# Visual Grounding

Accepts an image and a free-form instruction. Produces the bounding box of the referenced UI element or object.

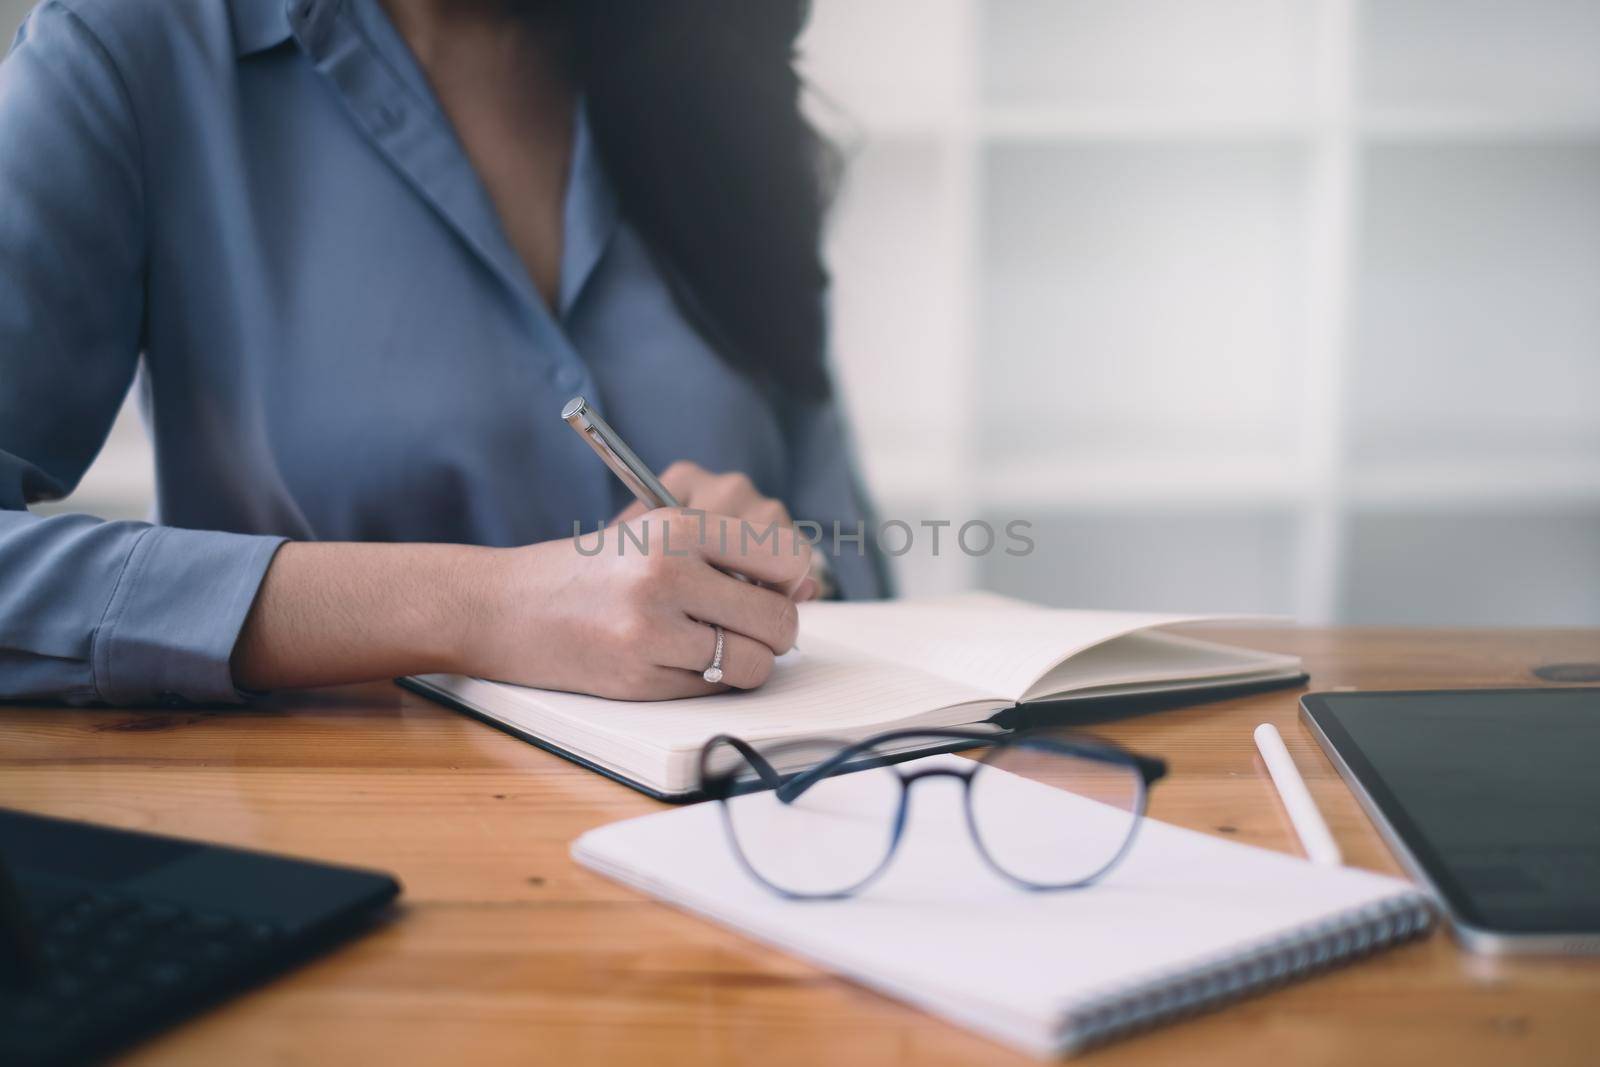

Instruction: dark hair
[568,0,837,402]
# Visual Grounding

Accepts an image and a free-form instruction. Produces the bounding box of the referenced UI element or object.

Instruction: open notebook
[403,593,1305,799]
[574,754,1434,1057]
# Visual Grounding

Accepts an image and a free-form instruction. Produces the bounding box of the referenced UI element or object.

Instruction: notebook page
[417,641,1007,786]
[1025,630,1304,701]
[800,594,1234,702]
[575,755,1429,1057]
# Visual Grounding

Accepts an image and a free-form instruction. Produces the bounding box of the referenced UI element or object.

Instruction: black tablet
[1300,687,1600,955]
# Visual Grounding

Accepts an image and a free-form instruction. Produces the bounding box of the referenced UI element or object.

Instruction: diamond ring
[702,625,726,685]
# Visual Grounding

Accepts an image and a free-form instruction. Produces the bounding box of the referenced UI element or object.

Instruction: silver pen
[561,396,822,598]
[561,396,680,510]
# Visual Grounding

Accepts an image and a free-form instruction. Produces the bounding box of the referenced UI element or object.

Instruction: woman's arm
[0,7,812,705]
[232,510,813,700]
[0,5,287,705]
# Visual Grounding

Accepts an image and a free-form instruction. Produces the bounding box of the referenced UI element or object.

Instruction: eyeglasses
[697,728,1167,900]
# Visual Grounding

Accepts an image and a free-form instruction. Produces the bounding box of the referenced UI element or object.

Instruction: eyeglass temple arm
[773,729,982,805]
[774,728,971,805]
[768,735,1167,805]
[776,730,1072,805]
[774,745,864,805]
[1132,754,1167,784]
[702,734,785,795]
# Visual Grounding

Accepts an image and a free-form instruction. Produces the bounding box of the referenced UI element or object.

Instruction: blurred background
[9,0,1600,625]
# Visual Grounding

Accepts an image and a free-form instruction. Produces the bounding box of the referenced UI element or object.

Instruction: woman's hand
[459,508,813,700]
[615,460,786,522]
[230,470,817,700]
[616,461,818,602]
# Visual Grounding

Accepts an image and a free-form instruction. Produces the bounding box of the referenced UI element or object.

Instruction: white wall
[7,0,1598,623]
[803,0,1600,624]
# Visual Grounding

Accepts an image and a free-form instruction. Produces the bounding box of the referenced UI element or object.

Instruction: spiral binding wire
[1058,895,1435,1053]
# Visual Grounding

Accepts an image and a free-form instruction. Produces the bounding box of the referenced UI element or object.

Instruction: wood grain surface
[3,626,1598,1065]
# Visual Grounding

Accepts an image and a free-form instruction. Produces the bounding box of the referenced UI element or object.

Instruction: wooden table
[3,628,1598,1065]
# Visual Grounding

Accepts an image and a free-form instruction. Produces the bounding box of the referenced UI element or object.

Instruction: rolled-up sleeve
[0,3,283,705]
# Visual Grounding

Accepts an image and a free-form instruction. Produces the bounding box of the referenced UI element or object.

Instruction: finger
[614,498,650,524]
[677,576,800,655]
[631,659,784,699]
[665,468,792,531]
[662,510,812,592]
[738,495,793,533]
[655,621,777,691]
[619,666,723,701]
[693,472,763,519]
[710,483,793,534]
[613,461,710,524]
[658,460,709,501]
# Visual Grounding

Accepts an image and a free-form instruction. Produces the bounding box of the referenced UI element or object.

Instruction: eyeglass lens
[967,741,1145,888]
[713,738,903,897]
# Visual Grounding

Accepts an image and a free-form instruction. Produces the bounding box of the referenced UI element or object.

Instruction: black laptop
[0,808,400,1065]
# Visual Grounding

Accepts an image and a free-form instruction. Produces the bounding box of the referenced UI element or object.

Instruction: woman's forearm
[230,541,494,690]
[231,492,815,700]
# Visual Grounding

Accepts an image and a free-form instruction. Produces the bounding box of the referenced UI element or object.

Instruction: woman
[0,0,885,705]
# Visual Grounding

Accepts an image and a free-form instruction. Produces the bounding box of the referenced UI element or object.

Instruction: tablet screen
[1303,688,1600,934]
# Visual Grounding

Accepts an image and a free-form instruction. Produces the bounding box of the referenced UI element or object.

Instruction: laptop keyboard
[2,882,292,1065]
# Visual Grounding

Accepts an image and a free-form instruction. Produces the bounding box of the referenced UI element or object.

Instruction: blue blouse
[0,0,884,705]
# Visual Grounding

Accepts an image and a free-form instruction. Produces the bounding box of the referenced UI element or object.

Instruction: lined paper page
[800,594,1228,702]
[512,642,999,747]
[1025,630,1304,701]
[416,642,1007,790]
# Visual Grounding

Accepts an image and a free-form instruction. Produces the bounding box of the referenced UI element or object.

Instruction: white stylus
[1254,722,1343,867]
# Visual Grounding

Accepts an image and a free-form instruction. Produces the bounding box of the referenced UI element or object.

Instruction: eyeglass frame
[696,727,1168,901]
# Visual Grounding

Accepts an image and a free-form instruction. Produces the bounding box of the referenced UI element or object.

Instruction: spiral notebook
[573,754,1433,1058]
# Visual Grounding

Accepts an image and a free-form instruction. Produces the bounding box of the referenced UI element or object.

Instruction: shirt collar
[231,0,295,57]
[234,0,617,319]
